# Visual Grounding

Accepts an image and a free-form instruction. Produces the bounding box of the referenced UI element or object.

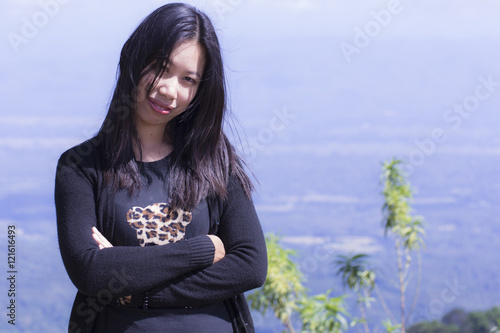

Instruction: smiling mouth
[147,98,173,115]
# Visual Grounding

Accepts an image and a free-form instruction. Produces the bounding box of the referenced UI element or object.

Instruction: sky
[2,0,500,184]
[1,0,500,331]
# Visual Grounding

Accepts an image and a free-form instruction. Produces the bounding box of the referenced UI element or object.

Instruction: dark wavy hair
[97,3,252,208]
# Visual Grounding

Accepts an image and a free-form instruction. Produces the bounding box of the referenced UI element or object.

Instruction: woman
[55,3,267,332]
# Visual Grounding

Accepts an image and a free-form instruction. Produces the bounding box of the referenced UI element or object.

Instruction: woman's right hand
[207,235,225,264]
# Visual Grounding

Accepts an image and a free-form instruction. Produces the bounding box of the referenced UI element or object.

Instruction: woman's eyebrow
[186,70,202,78]
[169,59,202,78]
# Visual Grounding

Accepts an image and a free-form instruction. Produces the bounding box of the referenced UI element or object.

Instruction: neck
[134,123,173,162]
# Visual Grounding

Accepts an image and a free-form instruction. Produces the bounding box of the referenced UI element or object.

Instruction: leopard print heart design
[126,203,192,246]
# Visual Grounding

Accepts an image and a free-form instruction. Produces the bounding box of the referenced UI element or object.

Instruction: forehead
[168,40,205,77]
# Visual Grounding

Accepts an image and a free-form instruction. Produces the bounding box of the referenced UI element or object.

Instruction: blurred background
[1,0,499,331]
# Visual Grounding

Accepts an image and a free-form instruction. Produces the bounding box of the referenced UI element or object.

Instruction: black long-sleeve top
[55,139,267,332]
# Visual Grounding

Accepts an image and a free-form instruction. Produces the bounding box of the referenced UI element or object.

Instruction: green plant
[380,158,425,333]
[335,253,376,333]
[382,319,402,333]
[248,234,305,332]
[249,234,350,332]
[298,291,348,333]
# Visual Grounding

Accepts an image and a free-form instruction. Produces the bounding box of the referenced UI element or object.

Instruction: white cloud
[414,197,456,205]
[223,0,500,40]
[0,178,42,199]
[437,224,457,232]
[0,219,17,227]
[256,192,363,213]
[0,116,98,127]
[282,234,384,254]
[261,142,500,157]
[255,202,295,213]
[281,235,330,246]
[0,137,82,149]
[302,193,360,204]
[326,235,383,254]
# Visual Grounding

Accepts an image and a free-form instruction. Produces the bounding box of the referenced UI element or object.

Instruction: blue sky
[1,1,500,331]
[1,0,500,250]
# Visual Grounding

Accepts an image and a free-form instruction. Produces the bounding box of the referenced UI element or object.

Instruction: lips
[147,97,174,115]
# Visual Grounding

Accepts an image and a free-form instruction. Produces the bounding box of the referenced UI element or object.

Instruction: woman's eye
[184,77,197,84]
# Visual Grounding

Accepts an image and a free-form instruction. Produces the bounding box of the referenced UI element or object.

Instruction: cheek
[179,87,199,106]
[135,83,147,103]
[136,74,155,101]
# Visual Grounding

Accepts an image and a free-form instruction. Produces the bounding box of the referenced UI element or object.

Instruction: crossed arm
[92,227,226,263]
[92,227,227,305]
[56,150,267,307]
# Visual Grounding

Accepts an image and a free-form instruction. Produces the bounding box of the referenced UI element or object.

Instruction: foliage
[335,253,376,333]
[406,307,500,333]
[442,308,467,327]
[248,234,305,332]
[383,319,402,333]
[407,320,458,333]
[248,159,500,333]
[298,291,349,333]
[381,158,425,250]
[380,158,425,333]
[335,253,375,292]
[248,234,350,333]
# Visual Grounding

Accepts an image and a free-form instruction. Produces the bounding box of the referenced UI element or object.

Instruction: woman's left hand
[92,227,113,249]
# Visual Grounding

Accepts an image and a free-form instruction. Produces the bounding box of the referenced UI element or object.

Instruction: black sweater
[55,139,267,332]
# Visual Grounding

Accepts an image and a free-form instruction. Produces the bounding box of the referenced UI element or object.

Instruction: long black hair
[97,3,252,208]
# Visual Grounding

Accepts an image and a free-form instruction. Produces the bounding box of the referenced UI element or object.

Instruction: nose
[157,76,177,100]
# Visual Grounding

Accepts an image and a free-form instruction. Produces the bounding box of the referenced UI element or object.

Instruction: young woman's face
[135,40,205,130]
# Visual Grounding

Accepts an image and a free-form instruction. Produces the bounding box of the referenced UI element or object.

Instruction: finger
[92,230,105,244]
[92,227,103,238]
[103,238,113,248]
[92,227,113,248]
[101,233,113,247]
[92,231,102,244]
